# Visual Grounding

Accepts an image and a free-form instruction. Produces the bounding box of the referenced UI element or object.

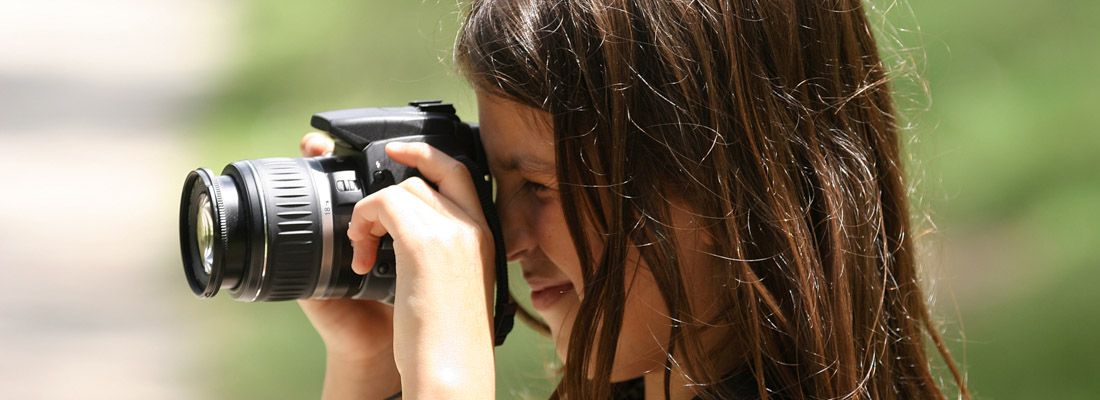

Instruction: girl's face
[477,92,718,381]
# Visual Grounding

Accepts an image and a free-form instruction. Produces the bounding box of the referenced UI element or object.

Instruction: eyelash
[523,180,553,194]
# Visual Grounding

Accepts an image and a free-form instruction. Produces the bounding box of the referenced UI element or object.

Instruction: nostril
[506,247,527,263]
[502,225,529,262]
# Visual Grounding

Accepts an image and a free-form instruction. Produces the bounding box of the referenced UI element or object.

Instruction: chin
[542,306,662,382]
[609,355,663,382]
[536,299,579,364]
[550,334,661,382]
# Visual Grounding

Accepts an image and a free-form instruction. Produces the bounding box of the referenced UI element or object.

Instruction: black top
[610,369,758,400]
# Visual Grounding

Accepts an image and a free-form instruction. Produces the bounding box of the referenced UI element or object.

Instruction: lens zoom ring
[256,158,321,300]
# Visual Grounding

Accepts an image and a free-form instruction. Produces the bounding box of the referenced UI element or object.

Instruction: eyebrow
[499,155,555,175]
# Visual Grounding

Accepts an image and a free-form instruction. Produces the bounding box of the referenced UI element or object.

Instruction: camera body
[180,100,490,303]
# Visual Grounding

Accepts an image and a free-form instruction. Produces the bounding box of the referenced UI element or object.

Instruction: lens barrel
[180,156,367,301]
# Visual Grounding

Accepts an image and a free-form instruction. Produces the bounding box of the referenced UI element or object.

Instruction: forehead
[476,92,556,173]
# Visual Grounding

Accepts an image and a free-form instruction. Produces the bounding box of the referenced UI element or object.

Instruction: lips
[529,282,574,310]
[521,257,575,310]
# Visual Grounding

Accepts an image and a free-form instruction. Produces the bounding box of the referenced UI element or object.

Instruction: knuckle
[398,177,433,197]
[419,221,477,245]
[454,222,488,246]
[400,176,429,190]
[353,186,395,215]
[454,222,479,238]
[462,223,494,259]
[447,160,472,180]
[351,196,371,217]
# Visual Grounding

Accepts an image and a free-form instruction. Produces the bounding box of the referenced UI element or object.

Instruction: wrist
[392,297,496,399]
[401,366,495,400]
[322,348,401,400]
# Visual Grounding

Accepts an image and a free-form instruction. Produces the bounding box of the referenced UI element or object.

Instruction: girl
[298,0,969,398]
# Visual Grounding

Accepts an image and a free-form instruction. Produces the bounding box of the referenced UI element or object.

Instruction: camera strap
[455,156,517,347]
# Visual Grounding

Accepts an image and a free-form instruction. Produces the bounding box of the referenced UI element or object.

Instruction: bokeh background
[1,0,1096,398]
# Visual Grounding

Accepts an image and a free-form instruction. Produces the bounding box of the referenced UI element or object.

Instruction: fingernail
[311,140,330,155]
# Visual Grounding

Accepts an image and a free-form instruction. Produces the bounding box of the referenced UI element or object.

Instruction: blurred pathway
[0,1,235,398]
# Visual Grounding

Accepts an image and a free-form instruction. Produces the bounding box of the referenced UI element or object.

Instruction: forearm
[322,349,402,400]
[398,351,496,400]
[323,348,494,400]
[393,268,497,399]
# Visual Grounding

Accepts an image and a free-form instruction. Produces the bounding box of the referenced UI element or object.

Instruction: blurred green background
[181,0,1100,398]
[181,2,560,399]
[0,0,1080,398]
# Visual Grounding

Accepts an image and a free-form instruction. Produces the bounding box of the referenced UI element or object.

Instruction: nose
[498,192,536,262]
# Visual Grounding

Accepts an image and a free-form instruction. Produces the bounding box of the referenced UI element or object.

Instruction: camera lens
[195,192,215,275]
[179,157,369,301]
[180,167,238,298]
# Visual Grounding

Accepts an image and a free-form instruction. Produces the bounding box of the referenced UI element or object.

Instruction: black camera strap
[455,156,516,347]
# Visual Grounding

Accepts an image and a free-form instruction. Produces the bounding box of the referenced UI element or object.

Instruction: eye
[523,179,553,195]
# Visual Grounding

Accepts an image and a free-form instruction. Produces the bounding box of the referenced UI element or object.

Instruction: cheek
[532,197,584,288]
[529,197,674,377]
[527,197,585,359]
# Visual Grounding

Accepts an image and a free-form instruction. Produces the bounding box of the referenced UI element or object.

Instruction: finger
[395,176,466,221]
[299,132,319,155]
[348,219,387,274]
[384,142,486,224]
[347,185,436,274]
[300,132,335,156]
[388,180,493,282]
[351,179,486,275]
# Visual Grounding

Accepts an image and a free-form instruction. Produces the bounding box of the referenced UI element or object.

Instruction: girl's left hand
[349,141,496,399]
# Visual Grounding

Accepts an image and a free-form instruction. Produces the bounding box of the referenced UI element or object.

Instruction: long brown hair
[457,0,969,398]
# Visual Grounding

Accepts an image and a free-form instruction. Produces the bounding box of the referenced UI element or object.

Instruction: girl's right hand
[297,132,402,399]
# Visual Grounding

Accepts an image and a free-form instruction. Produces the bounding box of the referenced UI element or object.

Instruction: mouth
[529,282,574,310]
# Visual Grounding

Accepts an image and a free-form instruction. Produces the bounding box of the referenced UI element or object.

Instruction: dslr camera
[179,101,497,304]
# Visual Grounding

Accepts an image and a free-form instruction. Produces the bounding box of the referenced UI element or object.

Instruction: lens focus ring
[245,158,324,301]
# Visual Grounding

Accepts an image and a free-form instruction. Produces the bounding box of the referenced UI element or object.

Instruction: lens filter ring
[180,168,229,297]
